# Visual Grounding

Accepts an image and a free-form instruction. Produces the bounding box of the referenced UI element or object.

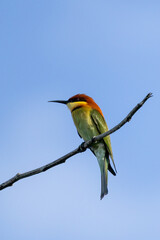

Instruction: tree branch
[0,93,152,191]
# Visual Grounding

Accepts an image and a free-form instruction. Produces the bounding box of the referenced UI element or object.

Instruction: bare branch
[0,93,152,191]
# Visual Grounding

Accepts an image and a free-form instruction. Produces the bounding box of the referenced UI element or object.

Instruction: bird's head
[49,94,103,115]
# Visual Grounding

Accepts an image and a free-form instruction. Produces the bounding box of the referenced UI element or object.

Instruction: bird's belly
[72,109,99,142]
[72,109,106,169]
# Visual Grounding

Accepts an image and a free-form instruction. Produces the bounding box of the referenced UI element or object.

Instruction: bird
[49,94,117,199]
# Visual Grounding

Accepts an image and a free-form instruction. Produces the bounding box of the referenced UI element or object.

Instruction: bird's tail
[100,158,109,200]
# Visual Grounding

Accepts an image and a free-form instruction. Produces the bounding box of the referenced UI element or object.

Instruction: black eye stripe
[69,97,87,102]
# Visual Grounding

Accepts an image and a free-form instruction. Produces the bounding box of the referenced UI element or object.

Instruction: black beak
[48,100,68,104]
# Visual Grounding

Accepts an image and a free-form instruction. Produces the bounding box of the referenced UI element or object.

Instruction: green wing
[91,109,117,174]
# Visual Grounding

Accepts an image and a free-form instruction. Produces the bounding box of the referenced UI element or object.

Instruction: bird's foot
[91,136,97,143]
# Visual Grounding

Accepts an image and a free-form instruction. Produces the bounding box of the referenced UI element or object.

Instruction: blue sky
[0,1,160,239]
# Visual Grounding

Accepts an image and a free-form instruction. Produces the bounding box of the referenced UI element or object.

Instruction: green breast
[71,107,99,142]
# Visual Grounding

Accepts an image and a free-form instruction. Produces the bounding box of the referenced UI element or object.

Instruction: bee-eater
[49,94,117,199]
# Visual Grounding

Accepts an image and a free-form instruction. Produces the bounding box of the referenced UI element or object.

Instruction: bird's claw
[92,136,97,143]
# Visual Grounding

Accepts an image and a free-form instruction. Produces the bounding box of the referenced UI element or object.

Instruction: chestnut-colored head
[68,94,104,116]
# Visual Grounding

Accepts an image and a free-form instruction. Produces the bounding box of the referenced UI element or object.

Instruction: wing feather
[90,109,117,174]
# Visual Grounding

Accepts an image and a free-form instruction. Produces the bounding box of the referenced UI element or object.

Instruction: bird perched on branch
[49,94,117,199]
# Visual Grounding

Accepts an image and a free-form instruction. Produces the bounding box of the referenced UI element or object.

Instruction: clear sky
[0,1,160,239]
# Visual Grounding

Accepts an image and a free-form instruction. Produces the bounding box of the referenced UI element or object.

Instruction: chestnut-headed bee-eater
[49,94,117,199]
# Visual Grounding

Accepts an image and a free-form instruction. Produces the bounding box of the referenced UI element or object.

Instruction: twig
[0,93,152,191]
